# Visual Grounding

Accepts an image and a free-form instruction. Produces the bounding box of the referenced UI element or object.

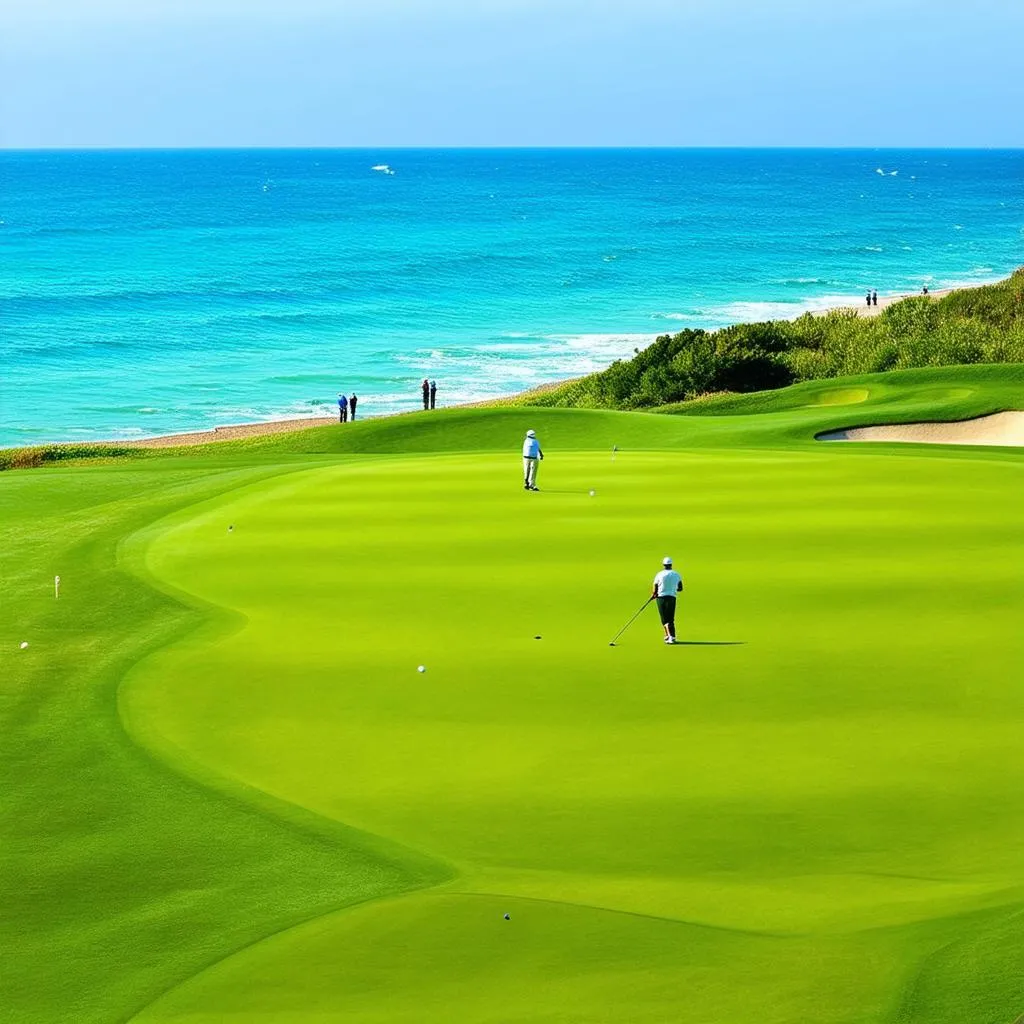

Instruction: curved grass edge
[115,460,459,883]
[0,458,450,1024]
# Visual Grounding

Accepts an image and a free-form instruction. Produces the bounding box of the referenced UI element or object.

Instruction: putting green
[4,365,1024,1023]
[125,449,1022,1017]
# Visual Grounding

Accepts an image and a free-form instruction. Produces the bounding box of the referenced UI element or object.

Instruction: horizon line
[3,144,1023,153]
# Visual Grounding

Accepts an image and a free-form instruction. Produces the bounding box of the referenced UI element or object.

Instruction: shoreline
[7,285,960,451]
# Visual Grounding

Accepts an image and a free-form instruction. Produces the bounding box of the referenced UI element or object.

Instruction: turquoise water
[1,149,1021,445]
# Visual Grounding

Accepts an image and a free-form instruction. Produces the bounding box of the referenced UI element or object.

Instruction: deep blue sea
[1,149,1022,445]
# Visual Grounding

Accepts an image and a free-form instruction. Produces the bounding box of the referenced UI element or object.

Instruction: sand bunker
[818,411,1024,447]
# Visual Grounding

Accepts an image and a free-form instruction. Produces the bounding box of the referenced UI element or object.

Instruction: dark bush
[527,268,1024,409]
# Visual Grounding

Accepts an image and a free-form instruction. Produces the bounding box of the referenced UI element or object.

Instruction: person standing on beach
[421,378,430,410]
[337,393,348,423]
[651,556,684,645]
[522,429,544,491]
[349,393,358,420]
[923,284,930,296]
[872,290,878,306]
[866,291,872,307]
[430,380,437,410]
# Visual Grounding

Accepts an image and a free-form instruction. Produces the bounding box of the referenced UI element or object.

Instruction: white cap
[526,429,536,437]
[662,556,673,566]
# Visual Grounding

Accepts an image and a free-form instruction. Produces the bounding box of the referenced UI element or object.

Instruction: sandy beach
[120,287,953,449]
[845,288,951,318]
[124,415,338,448]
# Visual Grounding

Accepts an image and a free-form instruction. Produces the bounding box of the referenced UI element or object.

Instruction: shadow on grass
[532,489,600,496]
[676,640,745,646]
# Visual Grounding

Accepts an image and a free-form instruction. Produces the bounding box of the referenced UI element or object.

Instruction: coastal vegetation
[0,442,142,471]
[524,269,1024,410]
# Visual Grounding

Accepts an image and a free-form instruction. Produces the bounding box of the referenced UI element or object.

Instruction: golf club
[608,596,653,646]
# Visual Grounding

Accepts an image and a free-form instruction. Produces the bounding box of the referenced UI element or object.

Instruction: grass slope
[520,270,1024,410]
[0,463,447,1024]
[2,365,1023,1022]
[142,362,1024,462]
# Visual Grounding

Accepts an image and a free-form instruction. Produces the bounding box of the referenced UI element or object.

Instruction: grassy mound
[524,270,1024,410]
[2,367,1023,1022]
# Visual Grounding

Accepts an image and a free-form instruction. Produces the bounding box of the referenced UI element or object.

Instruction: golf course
[3,362,1023,1023]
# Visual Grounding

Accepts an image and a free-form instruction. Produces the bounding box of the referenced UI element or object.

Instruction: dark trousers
[430,391,436,409]
[339,408,347,423]
[656,596,676,637]
[423,393,429,409]
[350,403,357,420]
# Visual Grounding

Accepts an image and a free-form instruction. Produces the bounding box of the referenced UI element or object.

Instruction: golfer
[522,429,544,491]
[651,556,683,644]
[337,393,348,423]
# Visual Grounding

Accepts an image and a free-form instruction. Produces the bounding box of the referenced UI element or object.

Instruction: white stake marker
[54,575,61,600]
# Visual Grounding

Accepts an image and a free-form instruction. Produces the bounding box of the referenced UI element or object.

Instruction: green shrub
[0,443,141,472]
[525,268,1024,410]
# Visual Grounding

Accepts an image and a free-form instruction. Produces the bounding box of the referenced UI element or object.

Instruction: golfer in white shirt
[522,429,544,491]
[652,556,683,644]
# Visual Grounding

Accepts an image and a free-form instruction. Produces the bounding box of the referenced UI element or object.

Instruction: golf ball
[589,489,595,496]
[503,913,510,920]
[20,641,29,649]
[417,665,426,673]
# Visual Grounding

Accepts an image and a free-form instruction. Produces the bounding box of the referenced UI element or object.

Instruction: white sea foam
[551,332,652,349]
[386,331,656,410]
[710,300,814,323]
[474,342,546,354]
[703,293,867,326]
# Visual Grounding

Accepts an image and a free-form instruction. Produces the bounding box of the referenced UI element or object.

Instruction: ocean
[1,148,1021,446]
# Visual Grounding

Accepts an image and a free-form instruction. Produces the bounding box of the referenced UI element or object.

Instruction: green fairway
[3,365,1023,1022]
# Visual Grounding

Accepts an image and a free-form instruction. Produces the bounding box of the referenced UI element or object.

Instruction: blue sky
[2,0,1022,147]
